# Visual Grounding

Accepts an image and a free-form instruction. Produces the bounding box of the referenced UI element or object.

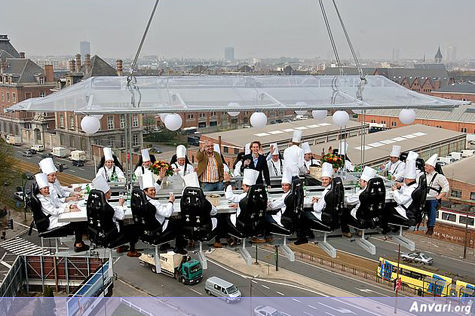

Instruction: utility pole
[275,245,279,271]
[463,205,469,259]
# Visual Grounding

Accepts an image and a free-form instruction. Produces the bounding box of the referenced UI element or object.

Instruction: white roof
[5,75,466,114]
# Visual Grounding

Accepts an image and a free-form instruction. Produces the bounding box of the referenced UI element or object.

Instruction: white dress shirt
[267,158,284,177]
[49,180,73,203]
[392,182,417,219]
[109,202,126,232]
[346,188,365,219]
[172,162,195,177]
[283,145,305,177]
[37,194,68,230]
[233,161,243,177]
[225,185,247,226]
[426,171,450,198]
[147,196,174,232]
[96,165,126,182]
[312,186,331,221]
[267,191,291,226]
[384,160,406,182]
[303,159,321,173]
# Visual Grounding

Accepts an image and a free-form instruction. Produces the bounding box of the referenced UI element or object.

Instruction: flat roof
[204,117,363,147]
[442,155,475,186]
[310,124,466,165]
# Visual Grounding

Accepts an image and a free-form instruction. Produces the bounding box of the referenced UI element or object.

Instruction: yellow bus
[377,257,474,297]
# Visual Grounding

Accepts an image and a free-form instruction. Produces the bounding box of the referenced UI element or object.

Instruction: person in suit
[240,141,271,188]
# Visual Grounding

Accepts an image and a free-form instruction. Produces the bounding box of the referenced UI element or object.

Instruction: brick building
[0,35,56,146]
[54,54,143,159]
[443,155,475,203]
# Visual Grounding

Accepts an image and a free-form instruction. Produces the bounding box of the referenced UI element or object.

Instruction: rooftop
[310,124,466,165]
[442,155,475,186]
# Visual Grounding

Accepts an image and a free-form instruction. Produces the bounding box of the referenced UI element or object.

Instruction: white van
[31,144,44,152]
[204,276,241,303]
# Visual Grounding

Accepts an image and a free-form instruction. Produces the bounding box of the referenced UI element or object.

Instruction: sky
[1,0,474,60]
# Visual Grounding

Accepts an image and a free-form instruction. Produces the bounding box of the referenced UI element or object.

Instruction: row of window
[370,119,471,133]
[1,91,45,103]
[59,133,140,148]
[59,114,139,130]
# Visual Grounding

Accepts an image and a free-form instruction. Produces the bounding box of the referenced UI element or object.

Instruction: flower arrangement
[321,153,344,169]
[150,160,174,177]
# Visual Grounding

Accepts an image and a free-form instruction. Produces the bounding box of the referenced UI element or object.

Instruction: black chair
[27,184,70,253]
[180,187,216,242]
[131,189,175,245]
[347,178,386,229]
[306,177,345,232]
[235,184,267,238]
[388,175,427,227]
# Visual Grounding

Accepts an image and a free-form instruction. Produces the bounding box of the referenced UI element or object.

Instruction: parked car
[56,163,68,172]
[150,147,162,154]
[401,252,433,265]
[22,151,32,157]
[27,149,37,154]
[41,153,53,159]
[254,305,289,316]
[72,160,85,167]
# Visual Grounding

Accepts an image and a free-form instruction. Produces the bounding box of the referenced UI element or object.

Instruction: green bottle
[85,184,90,194]
[132,173,137,182]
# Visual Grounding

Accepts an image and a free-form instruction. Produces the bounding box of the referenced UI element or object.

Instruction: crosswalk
[0,237,48,256]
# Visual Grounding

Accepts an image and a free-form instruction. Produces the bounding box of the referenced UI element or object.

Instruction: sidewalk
[206,247,355,297]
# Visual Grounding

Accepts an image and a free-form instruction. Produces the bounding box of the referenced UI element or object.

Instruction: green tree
[0,138,15,201]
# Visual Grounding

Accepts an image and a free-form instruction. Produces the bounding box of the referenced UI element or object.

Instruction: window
[471,192,475,201]
[209,121,217,127]
[234,148,239,154]
[59,134,65,145]
[107,116,114,129]
[69,137,75,148]
[1,93,3,102]
[12,93,16,103]
[6,93,9,102]
[210,111,216,117]
[120,115,126,128]
[59,115,64,128]
[39,77,44,84]
[392,122,397,127]
[187,114,194,120]
[40,91,45,97]
[450,190,461,198]
[441,212,456,222]
[459,216,474,227]
[370,119,376,123]
[132,114,138,127]
[198,122,206,128]
[69,116,75,129]
[133,134,139,146]
[223,147,229,153]
[461,128,467,133]
[120,136,125,148]
[199,113,206,118]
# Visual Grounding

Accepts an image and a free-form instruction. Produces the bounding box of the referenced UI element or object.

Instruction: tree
[0,138,15,201]
[41,286,56,315]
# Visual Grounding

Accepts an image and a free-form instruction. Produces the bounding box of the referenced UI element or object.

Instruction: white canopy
[5,75,467,114]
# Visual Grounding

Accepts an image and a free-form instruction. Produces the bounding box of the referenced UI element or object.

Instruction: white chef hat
[141,172,156,190]
[183,172,200,188]
[243,169,260,186]
[281,168,292,184]
[407,151,419,161]
[141,149,151,162]
[321,162,334,178]
[92,175,110,194]
[39,158,57,175]
[35,173,49,190]
[390,145,402,157]
[270,143,279,155]
[339,140,348,156]
[103,147,113,161]
[425,154,438,167]
[176,145,187,159]
[292,130,302,143]
[213,144,221,154]
[404,159,417,179]
[360,166,377,182]
[302,142,312,154]
[244,143,251,155]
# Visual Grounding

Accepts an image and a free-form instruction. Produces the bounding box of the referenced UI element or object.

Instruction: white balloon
[312,110,327,120]
[250,112,267,128]
[159,113,168,122]
[399,109,416,125]
[332,110,349,127]
[164,113,182,131]
[295,102,307,115]
[227,102,240,117]
[81,116,101,134]
[92,115,103,120]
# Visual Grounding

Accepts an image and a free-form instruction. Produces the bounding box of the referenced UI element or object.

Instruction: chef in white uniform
[96,147,126,182]
[266,143,284,177]
[283,130,306,177]
[182,172,218,231]
[382,145,406,182]
[302,142,320,174]
[35,173,89,252]
[134,149,154,178]
[233,143,251,177]
[345,166,377,220]
[267,170,292,228]
[39,158,80,203]
[310,162,334,221]
[92,176,141,257]
[172,145,194,177]
[338,140,354,172]
[141,172,186,254]
[224,169,260,228]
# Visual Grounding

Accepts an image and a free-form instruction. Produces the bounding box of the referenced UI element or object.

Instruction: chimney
[116,59,123,76]
[68,60,75,73]
[44,65,54,82]
[19,52,25,59]
[75,54,81,72]
[85,54,91,73]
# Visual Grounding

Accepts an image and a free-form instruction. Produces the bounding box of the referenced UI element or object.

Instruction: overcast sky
[2,0,474,60]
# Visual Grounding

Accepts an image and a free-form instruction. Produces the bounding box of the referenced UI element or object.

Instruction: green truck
[139,252,203,285]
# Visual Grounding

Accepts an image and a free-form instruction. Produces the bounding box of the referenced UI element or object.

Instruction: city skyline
[1,0,474,60]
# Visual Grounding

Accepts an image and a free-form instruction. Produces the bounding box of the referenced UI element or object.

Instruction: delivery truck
[52,146,69,158]
[139,252,203,285]
[6,135,21,145]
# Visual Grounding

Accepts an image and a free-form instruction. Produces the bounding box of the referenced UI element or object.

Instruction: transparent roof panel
[5,75,468,114]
